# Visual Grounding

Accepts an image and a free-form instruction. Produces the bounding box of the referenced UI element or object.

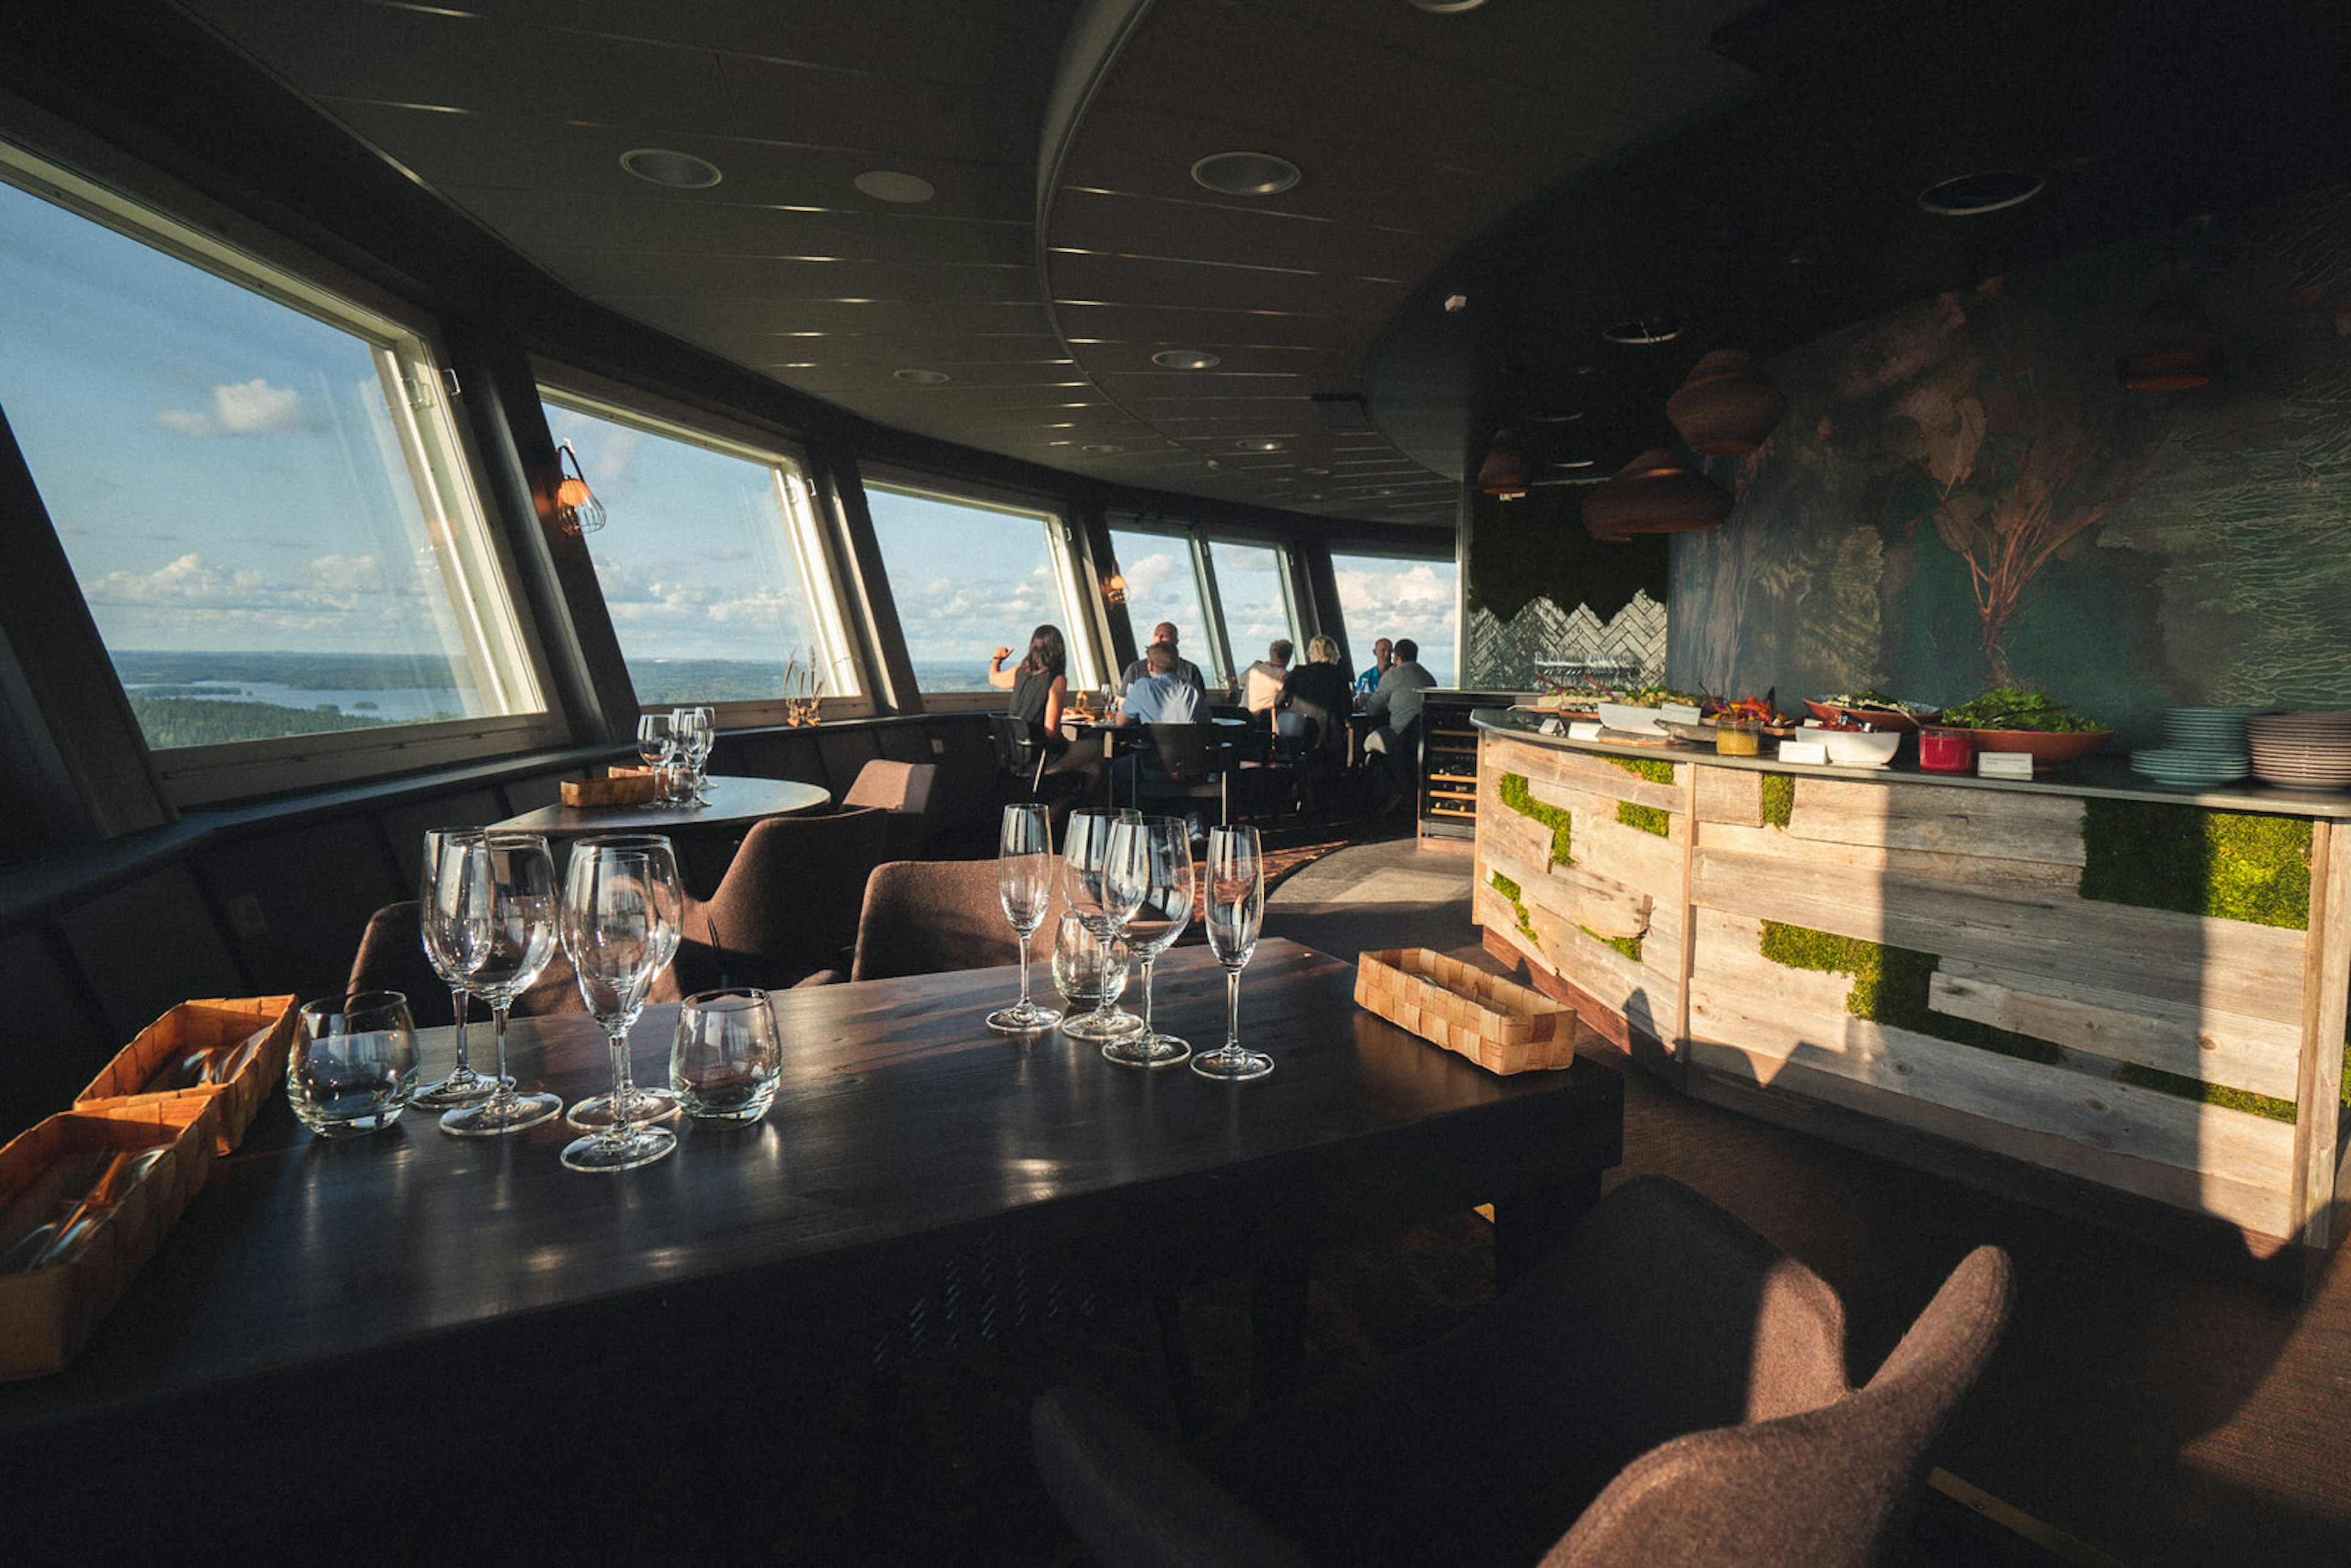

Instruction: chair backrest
[842,759,940,860]
[850,857,1069,981]
[989,713,1047,793]
[1144,722,1225,779]
[346,899,673,1023]
[676,806,891,992]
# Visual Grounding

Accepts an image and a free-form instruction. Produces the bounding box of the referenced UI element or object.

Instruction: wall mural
[1668,182,2351,746]
[1464,486,1669,690]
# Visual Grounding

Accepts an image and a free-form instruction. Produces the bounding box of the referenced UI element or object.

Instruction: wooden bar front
[1472,710,2351,1272]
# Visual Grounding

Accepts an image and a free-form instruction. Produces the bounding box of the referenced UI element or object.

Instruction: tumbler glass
[671,988,784,1124]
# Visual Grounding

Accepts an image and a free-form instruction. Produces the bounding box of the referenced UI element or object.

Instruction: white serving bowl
[1595,702,1665,736]
[1813,726,1900,768]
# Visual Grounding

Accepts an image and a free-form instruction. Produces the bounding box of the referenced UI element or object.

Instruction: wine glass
[671,706,714,803]
[439,833,566,1136]
[558,834,684,1172]
[987,802,1062,1033]
[1100,814,1194,1068]
[635,713,677,807]
[1192,825,1270,1081]
[1059,806,1143,1041]
[413,827,502,1108]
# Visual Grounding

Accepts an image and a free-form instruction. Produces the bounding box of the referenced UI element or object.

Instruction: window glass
[540,394,853,709]
[1330,551,1458,685]
[0,151,542,756]
[1106,526,1210,680]
[1203,539,1294,685]
[867,481,1088,694]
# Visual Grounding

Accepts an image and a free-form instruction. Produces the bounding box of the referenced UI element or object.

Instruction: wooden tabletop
[0,939,1621,1439]
[490,774,831,835]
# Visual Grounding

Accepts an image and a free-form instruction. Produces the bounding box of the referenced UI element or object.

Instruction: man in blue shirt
[1114,642,1211,840]
[1354,636,1393,698]
[1362,637,1436,808]
[1117,620,1207,700]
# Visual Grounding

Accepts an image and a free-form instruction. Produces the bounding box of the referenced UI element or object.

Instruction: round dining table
[491,775,831,837]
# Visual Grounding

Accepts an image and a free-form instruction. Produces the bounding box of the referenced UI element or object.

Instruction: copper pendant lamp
[2116,296,2222,391]
[1665,349,1787,455]
[1582,448,1733,541]
[1477,429,1529,499]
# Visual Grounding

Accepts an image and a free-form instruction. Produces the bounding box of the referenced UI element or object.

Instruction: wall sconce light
[1581,448,1733,541]
[1103,572,1128,606]
[1476,429,1529,500]
[553,440,606,535]
[1666,349,1787,455]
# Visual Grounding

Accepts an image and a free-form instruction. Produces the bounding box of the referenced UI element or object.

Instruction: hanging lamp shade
[2116,296,2221,391]
[553,440,606,535]
[1477,429,1529,498]
[1582,448,1733,540]
[1665,349,1787,455]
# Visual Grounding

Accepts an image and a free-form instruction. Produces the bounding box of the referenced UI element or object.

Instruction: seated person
[1240,637,1292,715]
[1115,620,1207,700]
[988,623,1098,790]
[1354,636,1393,700]
[1112,642,1212,840]
[1276,634,1354,757]
[1362,636,1438,805]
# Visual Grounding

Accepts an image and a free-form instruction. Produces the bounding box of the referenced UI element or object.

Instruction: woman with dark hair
[989,623,1070,735]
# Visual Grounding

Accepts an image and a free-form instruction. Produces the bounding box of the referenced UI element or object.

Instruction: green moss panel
[1604,756,1677,785]
[1489,872,1539,942]
[1581,925,1644,963]
[1617,801,1672,837]
[1496,772,1573,866]
[2077,798,2312,931]
[1760,772,1795,830]
[1757,921,2062,1066]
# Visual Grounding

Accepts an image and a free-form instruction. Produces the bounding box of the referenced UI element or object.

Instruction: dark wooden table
[490,773,830,836]
[0,939,1619,1548]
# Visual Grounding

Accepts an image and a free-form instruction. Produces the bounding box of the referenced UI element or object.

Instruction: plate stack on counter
[2246,710,2351,790]
[2131,707,2255,789]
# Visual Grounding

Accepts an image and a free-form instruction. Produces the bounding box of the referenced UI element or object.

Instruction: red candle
[1918,727,1974,773]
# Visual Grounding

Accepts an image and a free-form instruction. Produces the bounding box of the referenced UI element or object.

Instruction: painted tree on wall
[1893,279,2169,686]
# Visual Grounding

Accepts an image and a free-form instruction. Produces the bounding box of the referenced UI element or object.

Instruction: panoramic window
[1106,525,1210,678]
[539,389,856,711]
[0,143,546,779]
[1202,538,1296,685]
[1330,550,1459,685]
[865,478,1093,695]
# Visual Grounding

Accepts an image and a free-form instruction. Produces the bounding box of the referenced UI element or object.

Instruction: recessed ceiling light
[1917,168,2045,216]
[1301,465,1331,476]
[1152,348,1222,370]
[1408,0,1490,12]
[620,148,722,189]
[1191,151,1302,197]
[1240,440,1289,452]
[1603,318,1681,345]
[1524,410,1586,423]
[1082,443,1123,454]
[892,368,951,384]
[854,170,936,204]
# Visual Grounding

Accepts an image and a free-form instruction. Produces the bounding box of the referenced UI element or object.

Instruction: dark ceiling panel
[444,187,1036,266]
[541,250,1032,304]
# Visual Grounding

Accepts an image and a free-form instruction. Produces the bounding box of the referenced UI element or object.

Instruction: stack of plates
[2247,711,2351,789]
[2132,706,2255,789]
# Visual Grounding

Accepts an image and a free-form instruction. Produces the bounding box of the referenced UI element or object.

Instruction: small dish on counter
[1813,727,1900,768]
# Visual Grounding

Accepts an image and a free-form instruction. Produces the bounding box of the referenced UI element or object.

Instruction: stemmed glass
[671,706,714,803]
[558,834,684,1172]
[1100,814,1194,1068]
[439,833,566,1136]
[635,713,677,807]
[413,827,502,1108]
[1192,825,1271,1081]
[1060,806,1143,1041]
[987,803,1062,1034]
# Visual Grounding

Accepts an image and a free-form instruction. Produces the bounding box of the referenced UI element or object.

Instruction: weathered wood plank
[1686,1042,2295,1239]
[1699,819,2081,896]
[1690,846,2308,1022]
[1485,842,1651,942]
[1693,765,1764,827]
[1476,881,1676,1043]
[1480,795,1559,874]
[1929,961,2301,1101]
[2293,820,2351,1245]
[1685,989,2298,1235]
[1487,737,1682,813]
[1783,776,2087,866]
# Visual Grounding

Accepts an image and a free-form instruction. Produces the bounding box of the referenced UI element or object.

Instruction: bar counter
[1469,708,2351,1275]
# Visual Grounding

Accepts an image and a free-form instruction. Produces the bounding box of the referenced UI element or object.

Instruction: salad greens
[1940,686,2107,733]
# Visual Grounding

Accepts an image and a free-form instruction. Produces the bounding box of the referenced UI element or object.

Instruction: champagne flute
[413,827,502,1108]
[562,833,683,1135]
[987,803,1062,1033]
[560,834,685,1172]
[440,833,566,1136]
[635,713,677,808]
[1059,806,1143,1041]
[1192,825,1270,1081]
[1100,814,1194,1068]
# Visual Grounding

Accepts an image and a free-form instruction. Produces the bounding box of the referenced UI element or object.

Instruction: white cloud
[81,552,268,607]
[154,378,316,438]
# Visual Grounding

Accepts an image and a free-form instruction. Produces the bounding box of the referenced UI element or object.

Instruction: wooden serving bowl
[1967,728,2112,767]
[1802,699,1935,734]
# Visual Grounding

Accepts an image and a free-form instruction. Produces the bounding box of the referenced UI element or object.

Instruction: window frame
[1197,531,1302,688]
[534,365,872,726]
[0,120,568,807]
[858,466,1103,711]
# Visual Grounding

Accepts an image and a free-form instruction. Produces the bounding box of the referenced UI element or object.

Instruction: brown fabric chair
[1032,1174,2013,1568]
[674,806,892,993]
[849,856,1072,981]
[840,759,939,861]
[345,900,682,1024]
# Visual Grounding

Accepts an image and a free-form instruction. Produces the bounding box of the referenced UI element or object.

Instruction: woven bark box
[561,770,661,807]
[74,995,296,1156]
[1355,948,1577,1074]
[0,1106,216,1380]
